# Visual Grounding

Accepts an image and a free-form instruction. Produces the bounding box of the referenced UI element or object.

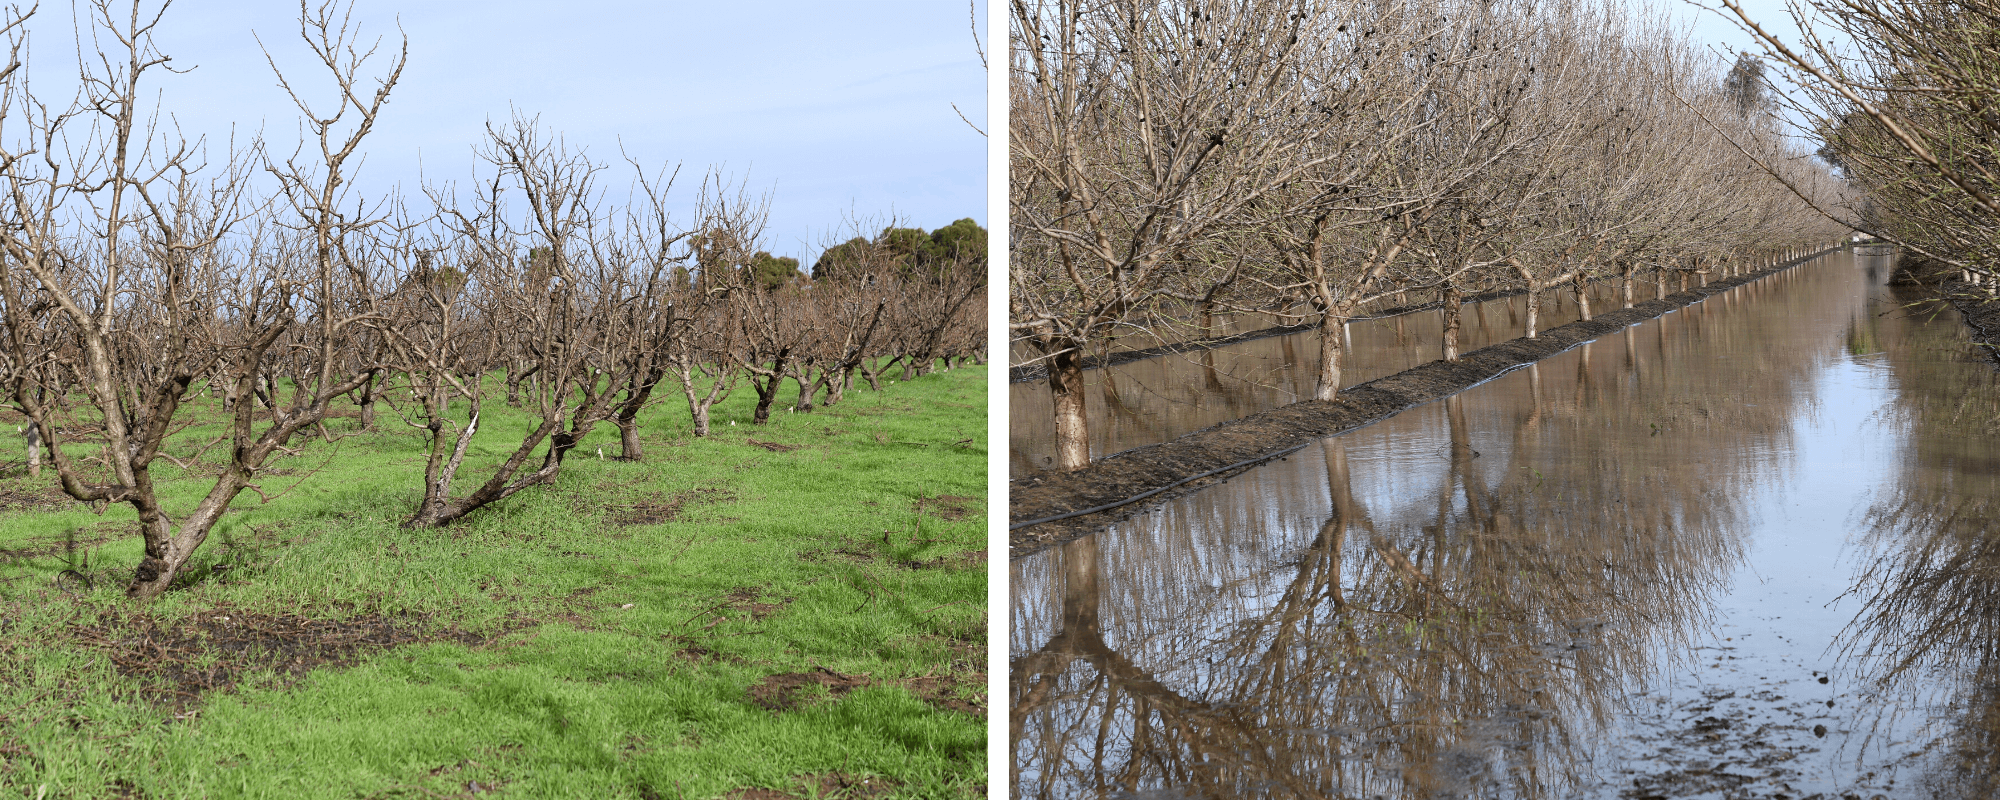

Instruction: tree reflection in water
[1010,272,1838,798]
[1839,287,2000,799]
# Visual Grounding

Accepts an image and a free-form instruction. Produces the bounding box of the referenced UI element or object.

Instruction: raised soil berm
[1010,247,1842,558]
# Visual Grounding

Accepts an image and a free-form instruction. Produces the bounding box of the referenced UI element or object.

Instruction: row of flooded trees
[1012,268,1835,798]
[1717,0,2000,287]
[0,1,984,599]
[1716,3,2000,792]
[1008,0,1847,471]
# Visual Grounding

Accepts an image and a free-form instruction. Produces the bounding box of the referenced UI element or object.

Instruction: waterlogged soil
[1009,250,1837,558]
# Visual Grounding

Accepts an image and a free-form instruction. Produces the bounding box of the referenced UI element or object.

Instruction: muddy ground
[1010,248,1842,558]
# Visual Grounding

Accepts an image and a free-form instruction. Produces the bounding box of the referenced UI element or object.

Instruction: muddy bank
[1892,253,2000,365]
[1010,247,1840,558]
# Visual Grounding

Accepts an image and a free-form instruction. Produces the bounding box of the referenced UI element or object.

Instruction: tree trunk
[825,375,847,406]
[24,422,39,479]
[752,380,779,424]
[1313,313,1345,401]
[1524,287,1540,339]
[127,481,236,600]
[793,371,816,412]
[691,405,711,437]
[1049,348,1090,471]
[616,413,642,460]
[1440,284,1463,362]
[1573,275,1593,321]
[356,372,378,431]
[860,356,896,392]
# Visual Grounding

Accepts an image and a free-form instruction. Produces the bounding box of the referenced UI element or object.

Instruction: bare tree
[0,0,402,599]
[1010,0,1357,470]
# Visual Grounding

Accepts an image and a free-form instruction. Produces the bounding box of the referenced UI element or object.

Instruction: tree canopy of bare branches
[1010,0,1845,471]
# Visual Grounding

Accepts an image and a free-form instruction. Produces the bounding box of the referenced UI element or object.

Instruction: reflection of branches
[1011,262,1848,798]
[1838,286,2000,797]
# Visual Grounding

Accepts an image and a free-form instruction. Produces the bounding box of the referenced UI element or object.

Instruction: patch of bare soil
[901,674,985,716]
[903,549,985,571]
[609,486,735,526]
[0,522,121,565]
[1011,249,1840,558]
[723,587,793,621]
[723,773,899,800]
[71,607,484,710]
[749,667,874,711]
[671,639,749,665]
[745,438,802,453]
[913,494,979,521]
[747,665,986,718]
[679,587,794,635]
[0,483,78,513]
[360,758,511,799]
[801,539,880,566]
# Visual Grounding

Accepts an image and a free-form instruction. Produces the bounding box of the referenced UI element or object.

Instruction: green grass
[0,366,988,799]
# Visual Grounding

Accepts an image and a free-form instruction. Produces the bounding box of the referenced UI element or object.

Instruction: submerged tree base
[1895,253,2000,365]
[1009,246,1843,557]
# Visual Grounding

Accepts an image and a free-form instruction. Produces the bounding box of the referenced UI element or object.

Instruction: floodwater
[1009,250,2000,799]
[1012,277,1676,475]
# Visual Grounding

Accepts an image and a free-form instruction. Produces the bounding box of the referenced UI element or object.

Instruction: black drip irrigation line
[1009,246,1841,534]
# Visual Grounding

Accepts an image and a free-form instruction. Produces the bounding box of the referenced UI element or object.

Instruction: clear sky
[17,0,987,265]
[1673,0,1833,113]
[1671,0,1845,158]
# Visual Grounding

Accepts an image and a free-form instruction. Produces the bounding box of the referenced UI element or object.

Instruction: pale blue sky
[22,0,987,264]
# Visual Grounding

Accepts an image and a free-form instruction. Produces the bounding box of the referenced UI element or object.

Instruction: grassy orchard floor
[0,367,987,799]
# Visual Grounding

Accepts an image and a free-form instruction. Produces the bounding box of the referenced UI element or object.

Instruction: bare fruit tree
[0,1,404,599]
[1010,0,1352,470]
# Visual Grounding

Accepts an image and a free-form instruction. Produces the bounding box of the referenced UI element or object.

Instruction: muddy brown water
[1009,251,2000,799]
[1011,278,1670,475]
